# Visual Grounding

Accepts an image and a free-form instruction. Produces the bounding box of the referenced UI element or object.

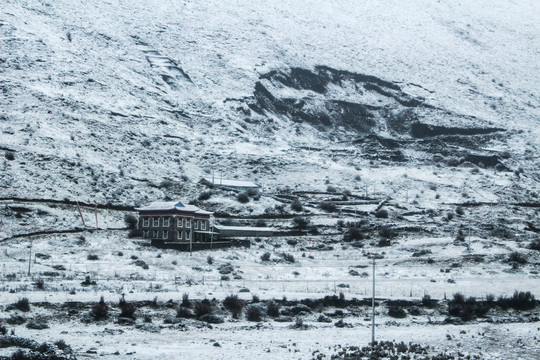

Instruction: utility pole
[28,239,33,276]
[371,257,376,345]
[189,230,192,256]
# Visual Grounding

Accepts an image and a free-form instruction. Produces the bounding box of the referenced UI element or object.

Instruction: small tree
[237,192,249,203]
[124,214,138,229]
[223,295,244,318]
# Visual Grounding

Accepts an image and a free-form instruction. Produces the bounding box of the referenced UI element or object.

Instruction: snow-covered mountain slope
[1,0,539,206]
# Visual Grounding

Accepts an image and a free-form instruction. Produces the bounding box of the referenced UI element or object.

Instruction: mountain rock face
[0,0,539,206]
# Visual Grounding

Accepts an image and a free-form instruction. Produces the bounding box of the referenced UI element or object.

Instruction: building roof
[200,177,259,189]
[135,201,213,215]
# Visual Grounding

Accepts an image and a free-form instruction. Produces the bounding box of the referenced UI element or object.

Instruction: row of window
[142,217,207,230]
[142,230,192,240]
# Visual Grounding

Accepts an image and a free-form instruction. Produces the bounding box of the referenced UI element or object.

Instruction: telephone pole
[28,239,33,276]
[371,257,376,345]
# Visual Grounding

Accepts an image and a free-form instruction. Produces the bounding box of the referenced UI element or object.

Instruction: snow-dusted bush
[507,251,527,264]
[529,239,540,251]
[245,305,263,322]
[260,252,271,261]
[319,202,337,212]
[291,199,303,212]
[292,217,310,229]
[195,299,213,318]
[266,301,280,318]
[91,296,109,320]
[223,295,244,318]
[237,192,249,203]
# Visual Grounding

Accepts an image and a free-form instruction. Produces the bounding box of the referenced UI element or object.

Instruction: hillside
[1,1,539,359]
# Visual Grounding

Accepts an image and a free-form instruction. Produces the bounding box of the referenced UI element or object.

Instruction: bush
[176,306,195,319]
[375,209,388,218]
[33,278,45,290]
[14,298,30,312]
[498,291,536,310]
[421,295,436,308]
[237,192,249,203]
[198,191,212,201]
[181,293,191,307]
[319,202,336,212]
[529,239,540,251]
[292,217,310,229]
[5,151,15,161]
[281,253,295,263]
[87,254,99,261]
[452,292,465,304]
[92,296,108,320]
[291,199,303,212]
[377,238,391,247]
[379,226,396,239]
[326,185,337,193]
[447,212,454,221]
[266,301,280,318]
[207,256,214,265]
[508,251,527,264]
[195,299,213,318]
[245,305,263,322]
[260,252,271,261]
[343,226,364,242]
[119,298,136,319]
[388,306,406,318]
[124,214,138,229]
[0,322,7,335]
[456,206,465,216]
[223,295,244,318]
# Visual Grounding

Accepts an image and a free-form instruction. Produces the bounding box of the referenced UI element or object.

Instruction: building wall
[139,214,210,242]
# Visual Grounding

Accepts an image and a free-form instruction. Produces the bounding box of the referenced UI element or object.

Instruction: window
[163,217,170,227]
[201,221,206,230]
[177,217,184,227]
[152,230,158,238]
[194,220,199,230]
[153,217,159,227]
[177,231,181,240]
[142,218,149,227]
[143,231,149,238]
[162,231,168,240]
[187,230,191,240]
[186,219,191,228]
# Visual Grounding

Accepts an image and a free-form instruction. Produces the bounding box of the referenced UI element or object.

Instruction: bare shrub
[195,299,213,318]
[292,217,310,229]
[92,296,109,320]
[198,191,212,201]
[14,298,30,312]
[223,295,244,318]
[181,293,191,307]
[291,199,303,212]
[245,305,263,322]
[237,192,249,203]
[507,251,527,264]
[119,298,136,319]
[319,202,336,212]
[266,301,280,318]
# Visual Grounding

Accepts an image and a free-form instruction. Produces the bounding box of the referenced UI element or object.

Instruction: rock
[199,314,224,324]
[218,264,234,274]
[26,320,49,330]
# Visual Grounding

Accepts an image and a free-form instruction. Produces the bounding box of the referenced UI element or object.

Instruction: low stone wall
[150,239,250,251]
